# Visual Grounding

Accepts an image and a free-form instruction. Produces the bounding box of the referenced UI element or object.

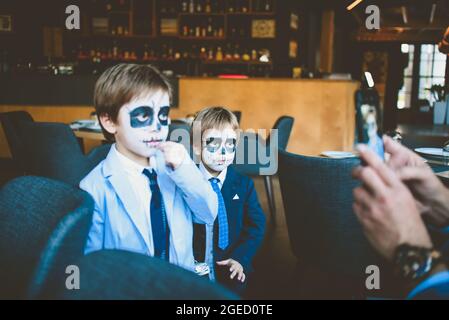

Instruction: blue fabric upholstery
[233,115,294,176]
[19,121,111,186]
[59,250,238,300]
[278,150,398,298]
[0,111,34,172]
[0,176,94,299]
[267,116,294,151]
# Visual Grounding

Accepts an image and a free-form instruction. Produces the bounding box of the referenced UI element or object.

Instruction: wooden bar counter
[0,77,358,158]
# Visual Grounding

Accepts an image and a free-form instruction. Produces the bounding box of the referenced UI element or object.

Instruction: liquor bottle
[216,47,223,61]
[206,18,213,36]
[200,46,207,60]
[251,49,258,61]
[218,27,224,38]
[201,25,207,37]
[196,0,202,13]
[228,0,235,13]
[233,45,241,61]
[189,0,195,13]
[242,48,251,61]
[112,41,119,59]
[143,44,150,60]
[195,25,201,37]
[182,24,189,36]
[205,0,211,13]
[224,44,233,61]
[106,0,112,12]
[264,0,271,12]
[208,47,214,60]
[181,0,188,12]
[241,0,248,13]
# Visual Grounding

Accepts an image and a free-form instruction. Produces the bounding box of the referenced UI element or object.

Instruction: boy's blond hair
[192,107,240,149]
[94,63,172,141]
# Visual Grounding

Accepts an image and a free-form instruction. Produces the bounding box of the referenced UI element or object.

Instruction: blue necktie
[209,178,229,250]
[143,169,169,260]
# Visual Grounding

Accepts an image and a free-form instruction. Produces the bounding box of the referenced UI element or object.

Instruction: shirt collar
[199,162,227,184]
[113,144,155,176]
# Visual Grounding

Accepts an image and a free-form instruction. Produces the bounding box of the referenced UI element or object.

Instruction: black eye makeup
[130,106,154,128]
[204,137,236,154]
[129,105,170,128]
[158,106,170,126]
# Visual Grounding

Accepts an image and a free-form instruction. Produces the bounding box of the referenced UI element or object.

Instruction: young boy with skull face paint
[80,64,218,271]
[192,107,266,294]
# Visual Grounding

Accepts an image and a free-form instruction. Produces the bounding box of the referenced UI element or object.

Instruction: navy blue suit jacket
[193,166,266,273]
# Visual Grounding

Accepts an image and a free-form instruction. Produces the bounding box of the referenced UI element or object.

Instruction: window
[397,44,447,109]
[397,44,414,109]
[418,44,447,104]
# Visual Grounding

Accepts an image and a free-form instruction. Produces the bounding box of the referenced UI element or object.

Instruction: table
[73,130,105,141]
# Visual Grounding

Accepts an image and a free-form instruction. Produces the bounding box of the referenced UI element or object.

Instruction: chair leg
[263,175,276,227]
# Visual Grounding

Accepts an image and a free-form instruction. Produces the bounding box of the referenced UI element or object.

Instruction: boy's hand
[216,259,246,282]
[157,142,186,170]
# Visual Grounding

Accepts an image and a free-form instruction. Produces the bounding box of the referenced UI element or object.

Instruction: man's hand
[383,135,425,170]
[157,141,186,170]
[216,259,246,282]
[384,136,449,226]
[352,145,433,261]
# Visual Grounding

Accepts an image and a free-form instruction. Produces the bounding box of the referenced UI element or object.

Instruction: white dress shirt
[199,162,228,189]
[113,146,158,254]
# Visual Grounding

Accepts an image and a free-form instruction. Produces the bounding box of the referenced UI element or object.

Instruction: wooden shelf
[179,36,226,40]
[66,33,156,40]
[179,13,226,17]
[202,60,272,65]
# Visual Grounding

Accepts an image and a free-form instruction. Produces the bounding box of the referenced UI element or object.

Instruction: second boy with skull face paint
[80,64,218,271]
[192,107,266,295]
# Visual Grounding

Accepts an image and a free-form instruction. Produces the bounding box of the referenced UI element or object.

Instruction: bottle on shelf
[233,44,241,61]
[216,47,223,61]
[205,0,212,13]
[228,0,235,13]
[181,0,188,12]
[206,18,213,37]
[196,0,202,13]
[241,0,249,13]
[251,49,258,61]
[189,0,195,13]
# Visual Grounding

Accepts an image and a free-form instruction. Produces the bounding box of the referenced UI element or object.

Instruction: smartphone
[359,101,385,163]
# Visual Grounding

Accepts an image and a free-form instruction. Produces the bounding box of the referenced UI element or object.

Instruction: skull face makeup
[201,127,237,173]
[129,106,170,129]
[115,90,170,160]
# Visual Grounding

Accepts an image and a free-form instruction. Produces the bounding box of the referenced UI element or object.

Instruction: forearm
[430,187,449,228]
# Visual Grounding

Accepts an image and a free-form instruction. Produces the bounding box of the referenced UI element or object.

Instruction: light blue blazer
[80,144,218,271]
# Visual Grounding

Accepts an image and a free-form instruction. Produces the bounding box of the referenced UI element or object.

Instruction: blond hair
[94,63,172,141]
[192,106,240,150]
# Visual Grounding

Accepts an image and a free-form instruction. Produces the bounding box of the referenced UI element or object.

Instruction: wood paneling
[0,78,358,158]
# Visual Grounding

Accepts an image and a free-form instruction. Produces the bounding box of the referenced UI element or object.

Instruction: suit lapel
[102,147,151,250]
[221,167,240,240]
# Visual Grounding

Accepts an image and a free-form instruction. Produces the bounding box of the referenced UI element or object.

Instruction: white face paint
[201,127,237,173]
[115,90,170,160]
